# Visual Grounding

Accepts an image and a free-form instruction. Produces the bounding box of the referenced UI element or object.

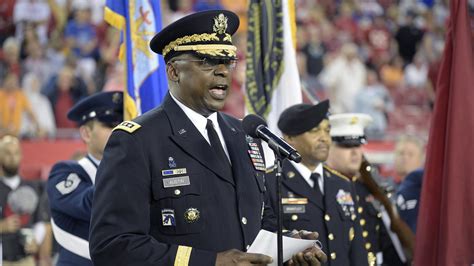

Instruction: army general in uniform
[89,10,326,266]
[266,101,368,266]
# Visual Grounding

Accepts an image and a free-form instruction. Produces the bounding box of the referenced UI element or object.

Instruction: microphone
[242,114,301,163]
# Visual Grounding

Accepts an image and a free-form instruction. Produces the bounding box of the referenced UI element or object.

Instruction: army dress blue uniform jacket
[266,160,368,266]
[47,156,96,266]
[90,94,276,266]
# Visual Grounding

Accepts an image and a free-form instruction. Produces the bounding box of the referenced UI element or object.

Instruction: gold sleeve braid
[174,245,192,266]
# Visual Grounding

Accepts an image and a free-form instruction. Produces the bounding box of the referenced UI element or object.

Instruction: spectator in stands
[193,0,223,12]
[20,72,56,138]
[64,1,98,87]
[0,37,22,84]
[41,66,88,129]
[393,135,425,184]
[12,0,51,46]
[0,135,45,266]
[23,35,54,85]
[0,72,41,138]
[380,55,405,90]
[320,43,367,113]
[404,52,429,89]
[0,0,16,46]
[353,69,394,139]
[395,11,424,65]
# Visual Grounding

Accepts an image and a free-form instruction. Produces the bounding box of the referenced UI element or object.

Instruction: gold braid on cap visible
[174,44,237,57]
[162,33,233,57]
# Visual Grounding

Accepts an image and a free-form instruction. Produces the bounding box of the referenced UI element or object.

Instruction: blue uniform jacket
[90,94,277,266]
[396,169,423,233]
[266,161,368,266]
[47,156,96,266]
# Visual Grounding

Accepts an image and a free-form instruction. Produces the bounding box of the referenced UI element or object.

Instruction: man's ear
[166,62,179,82]
[79,124,92,145]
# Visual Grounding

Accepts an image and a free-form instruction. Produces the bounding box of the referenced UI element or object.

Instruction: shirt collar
[170,92,219,140]
[0,175,21,190]
[290,161,324,184]
[87,154,101,167]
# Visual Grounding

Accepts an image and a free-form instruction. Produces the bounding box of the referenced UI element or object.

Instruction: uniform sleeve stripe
[174,245,192,266]
[51,218,91,259]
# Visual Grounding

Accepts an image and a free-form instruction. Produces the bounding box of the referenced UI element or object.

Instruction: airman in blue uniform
[47,91,123,266]
[266,102,368,266]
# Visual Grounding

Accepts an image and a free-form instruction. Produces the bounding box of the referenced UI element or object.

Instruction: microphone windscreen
[242,114,267,138]
[7,186,39,215]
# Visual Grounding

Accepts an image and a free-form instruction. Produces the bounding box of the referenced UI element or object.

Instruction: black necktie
[310,172,322,193]
[206,119,232,175]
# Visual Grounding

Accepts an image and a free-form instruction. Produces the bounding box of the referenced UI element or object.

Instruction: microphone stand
[268,139,285,266]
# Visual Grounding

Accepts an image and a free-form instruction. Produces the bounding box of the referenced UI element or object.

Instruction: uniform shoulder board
[113,121,142,133]
[323,165,351,182]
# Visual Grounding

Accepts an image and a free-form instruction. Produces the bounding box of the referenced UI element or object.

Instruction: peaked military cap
[67,91,123,126]
[278,100,330,136]
[329,113,373,146]
[150,10,239,61]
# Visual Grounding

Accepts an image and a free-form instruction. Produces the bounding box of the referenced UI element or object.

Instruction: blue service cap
[150,10,239,61]
[67,91,124,126]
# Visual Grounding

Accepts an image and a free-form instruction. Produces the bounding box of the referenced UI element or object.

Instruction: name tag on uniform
[162,168,187,176]
[283,205,306,214]
[163,176,190,188]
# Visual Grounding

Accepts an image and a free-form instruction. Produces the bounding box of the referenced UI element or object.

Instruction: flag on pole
[245,0,302,134]
[104,0,168,120]
[414,1,474,265]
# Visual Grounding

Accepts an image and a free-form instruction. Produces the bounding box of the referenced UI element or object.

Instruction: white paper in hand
[247,230,317,265]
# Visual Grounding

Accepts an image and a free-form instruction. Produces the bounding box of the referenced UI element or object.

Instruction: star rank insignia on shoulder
[113,121,142,133]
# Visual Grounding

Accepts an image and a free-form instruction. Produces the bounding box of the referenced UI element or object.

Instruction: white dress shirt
[290,162,325,194]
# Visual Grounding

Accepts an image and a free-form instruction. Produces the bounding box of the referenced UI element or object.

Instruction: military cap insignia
[112,92,122,103]
[113,121,141,133]
[350,116,359,125]
[184,208,200,223]
[213,13,228,34]
[162,209,176,226]
[55,173,81,195]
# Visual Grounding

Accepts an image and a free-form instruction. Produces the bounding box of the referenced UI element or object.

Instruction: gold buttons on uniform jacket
[349,227,354,241]
[351,214,356,221]
[324,214,331,221]
[363,231,368,238]
[376,225,380,231]
[365,243,372,250]
[360,219,366,226]
[358,207,363,213]
[328,233,334,240]
[377,212,382,218]
[331,252,336,260]
[291,215,298,221]
[174,189,181,195]
[241,217,247,225]
[287,171,296,178]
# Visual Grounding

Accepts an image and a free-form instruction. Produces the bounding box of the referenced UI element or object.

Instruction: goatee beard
[2,166,19,177]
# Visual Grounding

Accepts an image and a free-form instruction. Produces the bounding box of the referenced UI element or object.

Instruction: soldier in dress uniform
[326,113,407,266]
[46,91,123,266]
[89,10,326,266]
[266,101,368,266]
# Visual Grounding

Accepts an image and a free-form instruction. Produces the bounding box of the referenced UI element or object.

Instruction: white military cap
[329,113,373,146]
